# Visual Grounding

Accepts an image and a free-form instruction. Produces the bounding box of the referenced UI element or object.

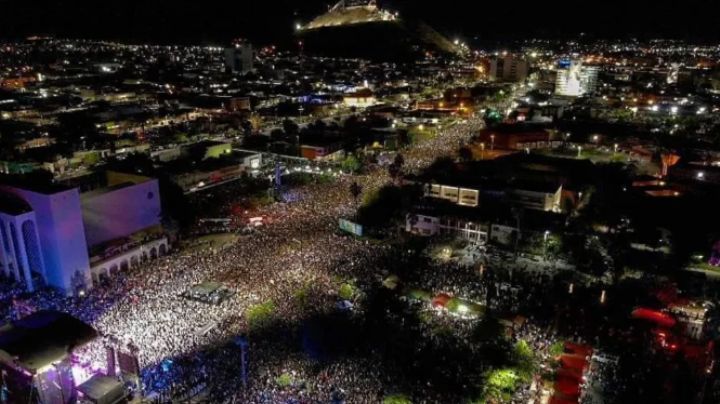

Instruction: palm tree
[350,181,363,206]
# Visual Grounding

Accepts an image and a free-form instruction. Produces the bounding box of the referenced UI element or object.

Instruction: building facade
[224,43,254,74]
[555,61,599,97]
[0,172,165,295]
[0,186,91,294]
[490,56,529,83]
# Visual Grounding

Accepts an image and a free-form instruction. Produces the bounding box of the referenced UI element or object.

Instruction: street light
[543,230,550,259]
[490,134,495,150]
[480,142,485,160]
[577,145,583,158]
[292,238,303,271]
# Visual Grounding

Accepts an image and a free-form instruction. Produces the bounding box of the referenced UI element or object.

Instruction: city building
[79,171,162,248]
[406,213,489,244]
[343,88,377,109]
[170,150,263,192]
[477,124,559,151]
[300,141,345,161]
[224,42,254,74]
[0,172,165,295]
[489,55,529,83]
[555,60,599,97]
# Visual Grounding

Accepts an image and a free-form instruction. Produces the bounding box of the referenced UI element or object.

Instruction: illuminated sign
[339,218,363,236]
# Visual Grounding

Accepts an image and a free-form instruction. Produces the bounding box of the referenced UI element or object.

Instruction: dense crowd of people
[1,118,568,403]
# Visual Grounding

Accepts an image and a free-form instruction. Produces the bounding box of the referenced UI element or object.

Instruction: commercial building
[407,154,594,214]
[224,42,254,74]
[489,55,529,83]
[170,150,263,192]
[555,61,599,97]
[406,212,489,244]
[477,124,559,151]
[343,88,377,109]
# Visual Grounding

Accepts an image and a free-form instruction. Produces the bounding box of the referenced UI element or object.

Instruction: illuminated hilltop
[297,0,460,60]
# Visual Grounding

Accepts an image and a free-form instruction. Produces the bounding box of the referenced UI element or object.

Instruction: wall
[3,186,91,293]
[81,179,161,247]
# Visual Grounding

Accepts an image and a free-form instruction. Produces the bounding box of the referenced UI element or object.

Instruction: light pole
[480,142,485,160]
[543,230,550,260]
[292,238,303,272]
[490,134,495,151]
[577,145,583,158]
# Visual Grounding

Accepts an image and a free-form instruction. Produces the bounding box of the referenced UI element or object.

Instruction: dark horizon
[1,0,719,46]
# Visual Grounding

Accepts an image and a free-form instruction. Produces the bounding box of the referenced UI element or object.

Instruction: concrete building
[406,213,489,244]
[424,181,562,212]
[0,171,165,295]
[0,194,45,292]
[0,184,91,294]
[80,172,162,248]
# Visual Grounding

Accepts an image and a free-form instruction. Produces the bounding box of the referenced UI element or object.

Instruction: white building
[0,195,45,292]
[406,213,488,244]
[555,61,599,97]
[424,182,562,213]
[0,172,166,295]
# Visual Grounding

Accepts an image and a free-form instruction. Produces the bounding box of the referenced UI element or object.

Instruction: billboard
[339,218,363,237]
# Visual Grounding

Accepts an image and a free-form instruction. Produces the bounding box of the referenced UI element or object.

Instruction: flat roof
[80,181,135,199]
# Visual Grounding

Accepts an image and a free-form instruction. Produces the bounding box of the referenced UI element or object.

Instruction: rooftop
[0,310,98,374]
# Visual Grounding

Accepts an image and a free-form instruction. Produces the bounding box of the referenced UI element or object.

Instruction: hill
[298,0,460,61]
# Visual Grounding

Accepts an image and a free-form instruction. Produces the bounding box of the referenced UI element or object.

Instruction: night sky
[0,0,719,45]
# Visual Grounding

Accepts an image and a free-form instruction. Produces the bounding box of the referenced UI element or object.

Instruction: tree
[483,369,519,403]
[388,153,405,181]
[342,154,362,173]
[270,129,286,143]
[357,184,422,229]
[512,340,538,381]
[388,162,402,181]
[459,146,473,162]
[383,395,412,404]
[282,119,299,135]
[350,181,363,205]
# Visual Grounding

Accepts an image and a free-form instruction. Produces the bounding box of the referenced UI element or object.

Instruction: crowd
[0,118,512,403]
